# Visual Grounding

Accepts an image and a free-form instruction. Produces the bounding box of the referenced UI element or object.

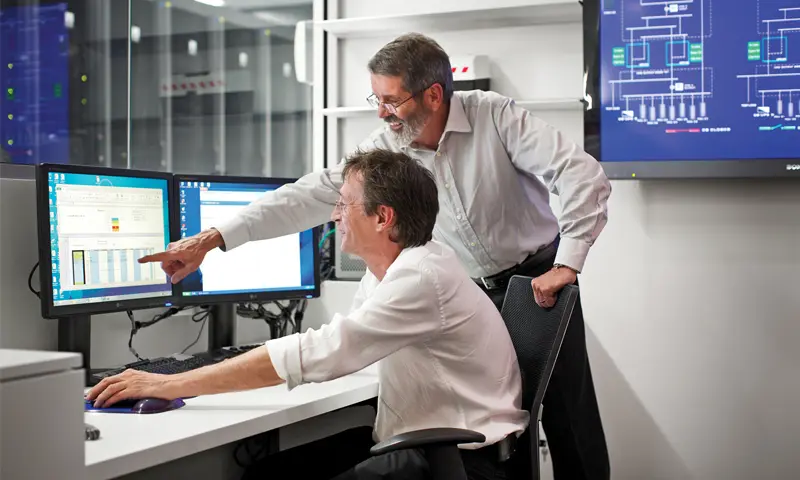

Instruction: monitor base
[209,304,236,350]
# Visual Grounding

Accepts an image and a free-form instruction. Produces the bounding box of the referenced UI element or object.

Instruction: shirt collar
[401,93,471,151]
[443,93,472,134]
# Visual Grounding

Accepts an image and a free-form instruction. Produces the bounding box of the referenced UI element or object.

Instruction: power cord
[237,300,303,339]
[319,223,336,281]
[127,310,144,361]
[180,307,211,354]
[28,262,40,298]
[126,306,187,361]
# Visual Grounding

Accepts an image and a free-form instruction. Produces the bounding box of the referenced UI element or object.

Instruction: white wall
[333,0,800,478]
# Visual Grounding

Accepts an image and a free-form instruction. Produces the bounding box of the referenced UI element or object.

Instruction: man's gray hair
[367,33,454,103]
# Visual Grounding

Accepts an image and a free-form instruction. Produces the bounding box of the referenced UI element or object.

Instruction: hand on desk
[530,266,577,309]
[86,370,176,408]
[86,345,284,408]
[138,228,225,284]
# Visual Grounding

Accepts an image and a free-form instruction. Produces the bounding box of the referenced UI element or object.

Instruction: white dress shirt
[216,90,611,276]
[266,241,529,448]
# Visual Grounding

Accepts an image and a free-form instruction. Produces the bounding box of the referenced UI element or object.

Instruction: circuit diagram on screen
[605,0,712,125]
[736,1,800,126]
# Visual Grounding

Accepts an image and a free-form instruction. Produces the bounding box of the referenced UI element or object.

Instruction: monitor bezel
[582,1,800,180]
[35,163,177,319]
[171,173,322,306]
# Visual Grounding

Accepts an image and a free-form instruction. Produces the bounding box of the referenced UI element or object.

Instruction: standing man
[141,33,611,479]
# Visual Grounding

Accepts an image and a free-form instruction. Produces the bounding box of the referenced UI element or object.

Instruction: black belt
[473,237,559,291]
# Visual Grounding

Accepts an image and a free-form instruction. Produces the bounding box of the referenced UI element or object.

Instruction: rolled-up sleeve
[493,98,611,272]
[266,334,302,389]
[265,264,442,390]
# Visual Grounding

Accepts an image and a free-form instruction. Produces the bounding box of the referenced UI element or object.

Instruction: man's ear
[375,205,396,232]
[426,83,445,111]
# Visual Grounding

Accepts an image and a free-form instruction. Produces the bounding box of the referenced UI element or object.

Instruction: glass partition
[0,0,314,179]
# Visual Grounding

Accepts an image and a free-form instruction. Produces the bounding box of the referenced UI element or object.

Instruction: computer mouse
[132,397,185,414]
[85,397,185,414]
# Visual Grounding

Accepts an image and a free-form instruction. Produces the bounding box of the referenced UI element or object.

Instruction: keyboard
[89,343,263,385]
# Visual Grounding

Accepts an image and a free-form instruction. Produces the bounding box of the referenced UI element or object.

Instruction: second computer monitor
[174,175,320,305]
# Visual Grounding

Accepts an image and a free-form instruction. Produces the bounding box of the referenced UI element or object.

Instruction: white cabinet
[0,349,85,480]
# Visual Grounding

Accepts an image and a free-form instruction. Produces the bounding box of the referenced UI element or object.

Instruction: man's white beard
[386,108,429,148]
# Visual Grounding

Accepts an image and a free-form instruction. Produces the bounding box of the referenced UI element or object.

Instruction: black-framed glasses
[366,84,436,115]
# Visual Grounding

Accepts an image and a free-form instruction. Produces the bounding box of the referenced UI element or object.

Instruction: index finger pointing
[138,251,174,264]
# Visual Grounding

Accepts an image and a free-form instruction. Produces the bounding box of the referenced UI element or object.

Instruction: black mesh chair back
[500,275,578,479]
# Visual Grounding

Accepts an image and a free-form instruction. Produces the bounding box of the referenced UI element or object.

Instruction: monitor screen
[585,0,800,178]
[174,175,319,304]
[37,164,174,318]
[0,2,70,165]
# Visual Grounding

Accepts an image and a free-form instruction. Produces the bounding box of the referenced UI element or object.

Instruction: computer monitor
[173,174,320,306]
[36,164,175,319]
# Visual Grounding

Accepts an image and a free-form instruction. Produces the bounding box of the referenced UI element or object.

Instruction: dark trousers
[243,426,509,480]
[479,252,611,480]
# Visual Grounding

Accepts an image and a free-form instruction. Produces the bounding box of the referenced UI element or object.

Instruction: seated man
[86,149,528,479]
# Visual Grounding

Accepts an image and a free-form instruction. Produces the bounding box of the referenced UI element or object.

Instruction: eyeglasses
[366,84,436,115]
[334,198,363,211]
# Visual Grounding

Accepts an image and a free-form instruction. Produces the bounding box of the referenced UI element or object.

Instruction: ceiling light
[194,0,225,6]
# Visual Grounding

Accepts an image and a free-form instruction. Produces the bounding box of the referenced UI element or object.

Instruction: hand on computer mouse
[86,369,176,408]
[138,228,224,283]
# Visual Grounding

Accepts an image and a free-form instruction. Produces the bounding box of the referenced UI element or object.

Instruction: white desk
[85,369,379,480]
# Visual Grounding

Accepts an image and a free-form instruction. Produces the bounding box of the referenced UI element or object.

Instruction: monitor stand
[208,304,236,350]
[57,315,92,385]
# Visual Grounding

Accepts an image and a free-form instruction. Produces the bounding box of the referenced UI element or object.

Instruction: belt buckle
[480,276,492,290]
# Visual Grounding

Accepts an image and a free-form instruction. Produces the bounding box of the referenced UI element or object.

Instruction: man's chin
[387,126,416,148]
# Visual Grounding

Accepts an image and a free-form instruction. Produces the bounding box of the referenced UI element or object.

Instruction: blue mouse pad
[84,397,186,414]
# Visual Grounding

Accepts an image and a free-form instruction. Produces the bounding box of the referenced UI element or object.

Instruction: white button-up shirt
[266,241,529,447]
[216,90,611,276]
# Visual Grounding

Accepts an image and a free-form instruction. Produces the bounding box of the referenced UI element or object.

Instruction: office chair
[370,276,578,480]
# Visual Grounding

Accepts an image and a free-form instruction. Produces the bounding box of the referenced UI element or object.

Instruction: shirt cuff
[554,237,591,273]
[213,217,250,252]
[265,333,303,390]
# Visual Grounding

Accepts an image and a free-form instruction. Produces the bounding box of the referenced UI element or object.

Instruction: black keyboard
[89,343,263,385]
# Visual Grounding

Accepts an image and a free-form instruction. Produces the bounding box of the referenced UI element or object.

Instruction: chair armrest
[370,428,486,456]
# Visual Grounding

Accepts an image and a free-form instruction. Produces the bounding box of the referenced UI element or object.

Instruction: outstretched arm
[138,162,345,283]
[86,345,284,407]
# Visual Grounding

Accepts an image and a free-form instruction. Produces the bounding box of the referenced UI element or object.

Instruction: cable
[127,310,145,362]
[180,307,211,354]
[28,262,40,298]
[126,306,187,361]
[318,226,336,249]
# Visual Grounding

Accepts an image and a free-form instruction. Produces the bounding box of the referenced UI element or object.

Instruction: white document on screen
[199,203,302,292]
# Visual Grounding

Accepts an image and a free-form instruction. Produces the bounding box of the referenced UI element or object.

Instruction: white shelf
[322,98,584,118]
[316,2,581,39]
[321,106,374,118]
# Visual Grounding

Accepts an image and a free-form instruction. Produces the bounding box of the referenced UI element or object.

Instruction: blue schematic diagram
[604,0,712,125]
[600,0,800,163]
[736,2,800,125]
